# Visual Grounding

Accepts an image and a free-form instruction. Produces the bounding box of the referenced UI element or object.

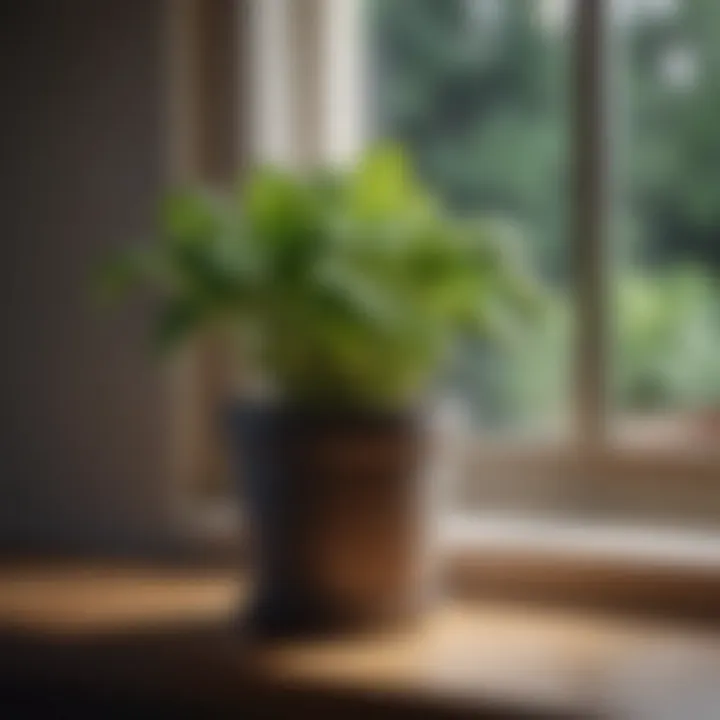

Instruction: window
[366,0,720,529]
[611,0,720,455]
[226,0,720,536]
[370,0,572,439]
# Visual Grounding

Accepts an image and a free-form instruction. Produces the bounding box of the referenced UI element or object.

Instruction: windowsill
[442,514,720,571]
[187,501,720,570]
[2,559,719,719]
[441,514,720,623]
[182,502,720,622]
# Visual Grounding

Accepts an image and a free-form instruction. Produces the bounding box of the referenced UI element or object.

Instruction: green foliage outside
[100,146,539,410]
[371,0,720,426]
[615,266,720,410]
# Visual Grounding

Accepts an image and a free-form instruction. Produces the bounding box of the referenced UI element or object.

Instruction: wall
[0,1,177,552]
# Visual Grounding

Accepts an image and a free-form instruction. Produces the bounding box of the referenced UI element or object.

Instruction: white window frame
[249,0,367,169]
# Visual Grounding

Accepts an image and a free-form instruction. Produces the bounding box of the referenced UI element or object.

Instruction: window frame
[175,0,720,537]
[368,0,720,524]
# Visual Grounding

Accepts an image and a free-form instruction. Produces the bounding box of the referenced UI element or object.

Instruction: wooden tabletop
[1,561,719,719]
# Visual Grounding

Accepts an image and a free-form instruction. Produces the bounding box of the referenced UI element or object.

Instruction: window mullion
[572,0,611,452]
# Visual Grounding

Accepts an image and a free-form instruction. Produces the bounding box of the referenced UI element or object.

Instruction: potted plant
[102,146,538,636]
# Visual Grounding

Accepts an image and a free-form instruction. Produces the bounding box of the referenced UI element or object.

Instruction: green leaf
[348,144,418,220]
[243,169,317,240]
[161,189,224,244]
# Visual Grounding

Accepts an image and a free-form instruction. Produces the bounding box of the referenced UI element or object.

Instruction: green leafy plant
[100,146,540,409]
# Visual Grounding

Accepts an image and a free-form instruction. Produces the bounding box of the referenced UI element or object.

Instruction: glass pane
[612,0,720,451]
[368,0,572,440]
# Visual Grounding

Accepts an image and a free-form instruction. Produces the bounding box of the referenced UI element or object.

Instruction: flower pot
[228,403,433,638]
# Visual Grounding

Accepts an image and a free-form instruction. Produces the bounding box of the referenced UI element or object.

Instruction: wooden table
[1,561,719,718]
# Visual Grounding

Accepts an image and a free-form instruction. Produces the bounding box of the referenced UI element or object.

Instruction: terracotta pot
[228,403,433,638]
